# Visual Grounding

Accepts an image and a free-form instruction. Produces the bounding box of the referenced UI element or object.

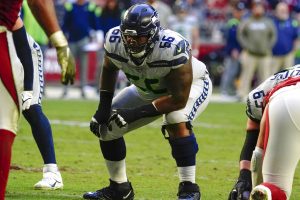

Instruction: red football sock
[0,130,15,200]
[262,182,287,200]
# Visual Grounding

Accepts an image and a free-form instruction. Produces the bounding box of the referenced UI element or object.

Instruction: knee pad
[251,147,263,188]
[169,133,199,167]
[100,137,126,161]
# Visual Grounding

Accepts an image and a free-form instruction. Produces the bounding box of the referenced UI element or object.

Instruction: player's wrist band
[49,31,68,47]
[95,90,114,122]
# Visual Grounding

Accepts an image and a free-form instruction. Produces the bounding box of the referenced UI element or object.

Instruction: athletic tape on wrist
[49,31,68,47]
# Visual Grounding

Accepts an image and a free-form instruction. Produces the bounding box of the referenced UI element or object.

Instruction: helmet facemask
[121,26,158,58]
[120,4,160,63]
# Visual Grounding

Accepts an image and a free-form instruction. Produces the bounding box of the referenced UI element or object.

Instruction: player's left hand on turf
[20,91,33,110]
[228,179,251,200]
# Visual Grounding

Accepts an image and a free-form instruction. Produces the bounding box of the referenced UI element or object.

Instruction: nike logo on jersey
[177,46,182,53]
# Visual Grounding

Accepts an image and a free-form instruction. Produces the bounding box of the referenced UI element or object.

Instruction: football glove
[49,31,76,85]
[20,91,33,110]
[228,179,251,200]
[108,110,129,130]
[89,117,108,138]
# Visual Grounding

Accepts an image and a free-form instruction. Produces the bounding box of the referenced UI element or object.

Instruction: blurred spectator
[271,2,298,73]
[98,0,122,36]
[168,0,200,57]
[219,2,245,97]
[237,0,276,100]
[131,0,173,27]
[54,0,67,27]
[147,0,173,27]
[62,0,100,98]
[96,0,123,92]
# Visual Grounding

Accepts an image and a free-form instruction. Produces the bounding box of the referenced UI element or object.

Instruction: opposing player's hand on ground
[49,31,76,85]
[20,91,33,110]
[228,179,251,200]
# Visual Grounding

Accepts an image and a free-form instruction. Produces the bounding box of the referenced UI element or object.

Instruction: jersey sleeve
[103,26,128,68]
[104,27,120,55]
[170,39,191,69]
[145,30,191,69]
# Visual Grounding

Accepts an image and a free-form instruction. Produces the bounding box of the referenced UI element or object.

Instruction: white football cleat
[34,164,63,190]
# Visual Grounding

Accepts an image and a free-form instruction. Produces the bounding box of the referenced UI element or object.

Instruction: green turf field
[6,100,300,199]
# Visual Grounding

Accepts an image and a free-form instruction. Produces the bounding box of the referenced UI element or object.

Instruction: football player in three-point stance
[84,3,212,200]
[228,65,300,200]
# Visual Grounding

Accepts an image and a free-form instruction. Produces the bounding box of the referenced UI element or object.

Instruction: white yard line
[49,119,239,129]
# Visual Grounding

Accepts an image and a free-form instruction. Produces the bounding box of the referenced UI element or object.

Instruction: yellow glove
[49,31,76,85]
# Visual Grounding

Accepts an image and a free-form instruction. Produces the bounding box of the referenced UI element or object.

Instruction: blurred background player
[237,0,276,101]
[228,64,300,200]
[219,2,244,98]
[271,2,298,74]
[84,4,212,200]
[147,0,172,28]
[168,0,200,58]
[95,0,122,93]
[62,0,100,98]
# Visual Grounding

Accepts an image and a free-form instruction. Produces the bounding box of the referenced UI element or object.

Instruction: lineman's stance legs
[83,78,211,200]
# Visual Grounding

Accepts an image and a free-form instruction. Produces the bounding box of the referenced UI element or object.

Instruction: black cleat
[83,179,134,200]
[177,181,201,200]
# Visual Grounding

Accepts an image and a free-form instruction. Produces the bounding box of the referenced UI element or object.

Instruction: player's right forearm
[100,58,119,93]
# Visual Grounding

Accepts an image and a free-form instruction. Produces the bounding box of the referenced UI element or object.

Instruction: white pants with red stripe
[263,84,300,199]
[0,30,23,135]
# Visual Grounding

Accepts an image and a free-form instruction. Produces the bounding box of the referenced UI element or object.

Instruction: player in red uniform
[229,65,300,200]
[250,76,300,200]
[0,0,75,199]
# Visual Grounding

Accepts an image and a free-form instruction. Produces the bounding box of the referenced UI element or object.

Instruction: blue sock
[22,104,56,164]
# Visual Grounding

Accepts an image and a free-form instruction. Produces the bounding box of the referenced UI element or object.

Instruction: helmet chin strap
[131,50,146,58]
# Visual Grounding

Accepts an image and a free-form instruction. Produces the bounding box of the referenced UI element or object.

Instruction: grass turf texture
[6,100,300,199]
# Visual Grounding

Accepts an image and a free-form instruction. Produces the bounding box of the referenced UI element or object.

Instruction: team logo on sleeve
[174,40,189,56]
